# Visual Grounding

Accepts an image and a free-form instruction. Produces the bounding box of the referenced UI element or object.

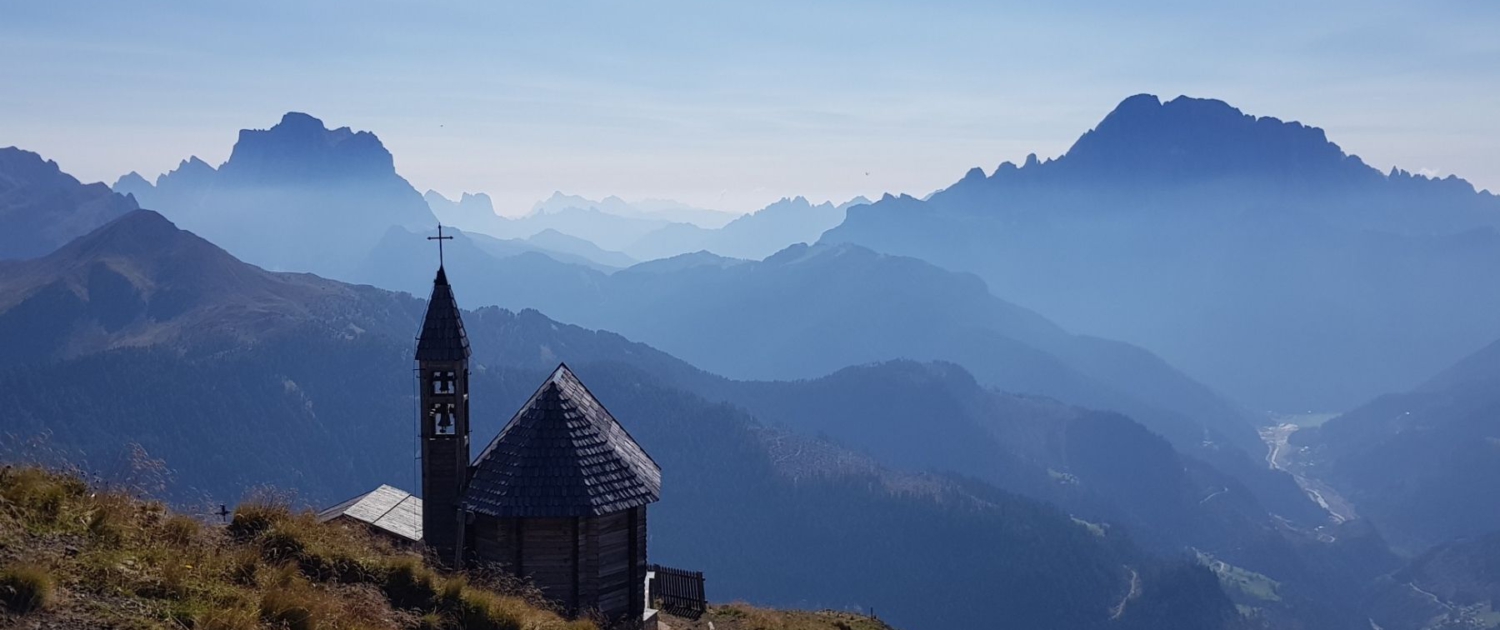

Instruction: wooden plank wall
[469,509,648,622]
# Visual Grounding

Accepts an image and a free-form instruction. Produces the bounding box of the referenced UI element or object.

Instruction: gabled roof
[316,484,423,542]
[416,266,470,362]
[463,364,662,518]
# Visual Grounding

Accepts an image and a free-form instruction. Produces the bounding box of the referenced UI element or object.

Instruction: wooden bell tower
[416,227,471,563]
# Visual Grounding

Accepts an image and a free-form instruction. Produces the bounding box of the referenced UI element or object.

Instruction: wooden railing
[648,564,706,619]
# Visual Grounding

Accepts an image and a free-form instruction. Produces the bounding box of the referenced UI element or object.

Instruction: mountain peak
[0,147,74,189]
[0,148,139,259]
[51,209,197,262]
[220,112,393,182]
[113,171,150,188]
[278,111,327,130]
[1043,93,1377,187]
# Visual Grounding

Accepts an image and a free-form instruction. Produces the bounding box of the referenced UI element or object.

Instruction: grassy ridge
[0,466,900,630]
[0,466,593,630]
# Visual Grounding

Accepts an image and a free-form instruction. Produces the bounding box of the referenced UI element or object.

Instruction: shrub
[260,581,335,630]
[453,587,523,630]
[438,575,467,606]
[227,548,261,586]
[195,605,260,630]
[86,498,129,545]
[380,556,439,609]
[0,468,85,524]
[416,612,447,630]
[260,526,307,562]
[0,563,54,614]
[228,493,291,540]
[161,514,202,546]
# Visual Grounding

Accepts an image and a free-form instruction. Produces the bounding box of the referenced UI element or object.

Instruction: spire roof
[415,266,470,362]
[463,364,662,518]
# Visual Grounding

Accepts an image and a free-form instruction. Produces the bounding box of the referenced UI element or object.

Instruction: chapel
[321,261,664,626]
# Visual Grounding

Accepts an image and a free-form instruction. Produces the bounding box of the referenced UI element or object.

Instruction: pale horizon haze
[3,1,1498,215]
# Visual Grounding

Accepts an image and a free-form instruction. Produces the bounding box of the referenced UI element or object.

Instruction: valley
[5,76,1500,630]
[1259,419,1357,526]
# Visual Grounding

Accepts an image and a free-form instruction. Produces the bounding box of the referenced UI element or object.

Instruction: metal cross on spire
[428,224,453,267]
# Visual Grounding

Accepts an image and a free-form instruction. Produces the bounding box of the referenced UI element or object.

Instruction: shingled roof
[416,266,470,362]
[463,364,662,518]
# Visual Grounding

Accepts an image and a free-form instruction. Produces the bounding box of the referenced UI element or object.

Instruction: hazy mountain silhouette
[423,189,508,235]
[1291,335,1500,551]
[530,191,739,228]
[351,225,612,300]
[823,94,1500,411]
[458,204,675,252]
[0,210,415,366]
[353,230,1307,510]
[422,192,635,269]
[524,228,636,268]
[426,191,854,261]
[423,192,736,252]
[114,112,437,278]
[627,195,869,261]
[0,147,137,260]
[0,211,1248,630]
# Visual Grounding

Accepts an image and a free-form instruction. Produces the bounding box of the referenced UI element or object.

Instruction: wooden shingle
[463,364,662,518]
[416,266,470,362]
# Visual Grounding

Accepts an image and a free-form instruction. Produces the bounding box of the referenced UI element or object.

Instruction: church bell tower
[416,262,471,564]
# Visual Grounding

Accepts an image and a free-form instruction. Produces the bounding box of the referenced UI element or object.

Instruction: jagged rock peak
[113,171,151,189]
[0,147,72,186]
[1052,93,1378,186]
[460,192,492,204]
[220,112,394,181]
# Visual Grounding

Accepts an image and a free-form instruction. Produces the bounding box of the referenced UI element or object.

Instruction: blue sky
[3,1,1497,214]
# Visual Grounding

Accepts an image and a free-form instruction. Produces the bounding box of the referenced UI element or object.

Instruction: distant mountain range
[424,190,737,253]
[1,147,137,260]
[7,145,1478,628]
[529,191,739,228]
[0,209,1246,630]
[625,195,870,261]
[424,189,868,263]
[355,229,1254,457]
[822,94,1500,412]
[423,189,508,234]
[113,112,438,278]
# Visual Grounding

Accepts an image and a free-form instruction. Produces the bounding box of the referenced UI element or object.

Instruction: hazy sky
[3,1,1497,215]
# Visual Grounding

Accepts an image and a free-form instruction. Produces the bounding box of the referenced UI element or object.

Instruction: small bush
[86,499,129,545]
[260,581,335,630]
[438,575,467,606]
[260,526,307,562]
[299,546,367,584]
[381,556,439,609]
[416,612,447,630]
[161,514,202,546]
[454,587,555,630]
[0,468,84,524]
[228,493,291,540]
[0,563,54,614]
[227,548,261,586]
[195,605,260,630]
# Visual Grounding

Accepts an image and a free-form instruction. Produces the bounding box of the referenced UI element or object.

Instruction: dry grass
[0,465,595,630]
[663,604,897,630]
[0,563,55,613]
